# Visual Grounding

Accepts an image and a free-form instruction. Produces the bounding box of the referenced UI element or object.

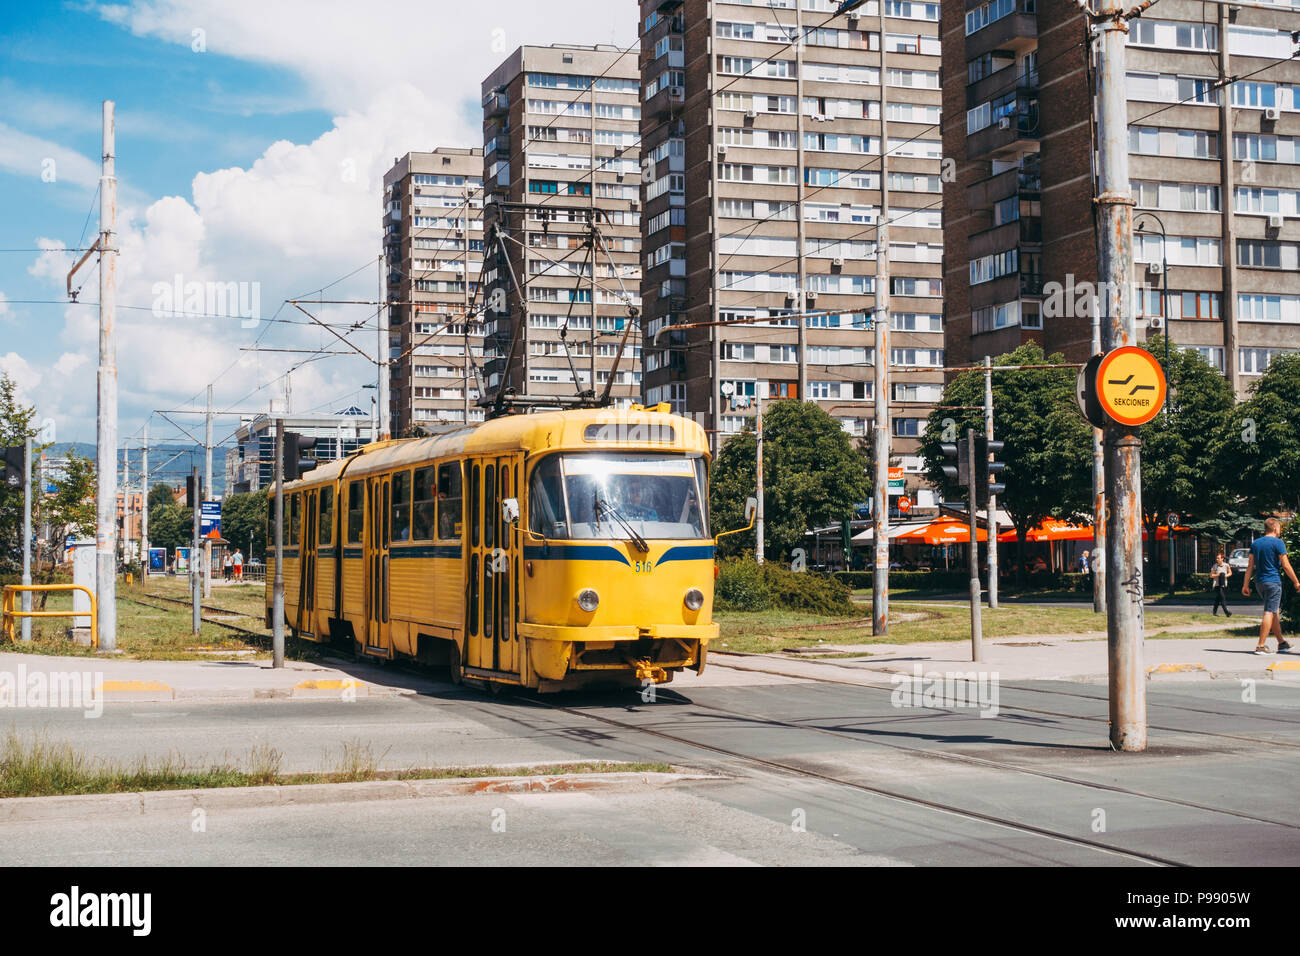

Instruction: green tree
[148,482,175,511]
[919,343,1092,581]
[221,490,268,561]
[147,503,190,552]
[710,400,871,563]
[1138,336,1237,587]
[1228,353,1300,513]
[40,449,96,566]
[0,374,39,573]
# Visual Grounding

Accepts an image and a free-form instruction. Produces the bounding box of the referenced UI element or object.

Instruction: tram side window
[391,470,412,542]
[529,455,569,539]
[289,494,300,545]
[413,467,437,540]
[319,488,333,547]
[437,462,462,540]
[347,482,364,544]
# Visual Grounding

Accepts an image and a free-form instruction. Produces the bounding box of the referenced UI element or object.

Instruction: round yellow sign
[1095,346,1166,426]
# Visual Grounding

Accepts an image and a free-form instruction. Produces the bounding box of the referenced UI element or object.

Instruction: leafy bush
[716,560,855,616]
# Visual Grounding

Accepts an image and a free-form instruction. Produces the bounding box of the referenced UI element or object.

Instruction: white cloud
[0,353,42,404]
[0,122,100,189]
[53,353,89,377]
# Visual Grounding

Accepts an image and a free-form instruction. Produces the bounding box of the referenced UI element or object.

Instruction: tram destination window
[437,463,463,539]
[413,467,437,540]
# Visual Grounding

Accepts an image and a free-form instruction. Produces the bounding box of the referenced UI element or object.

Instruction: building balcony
[965,7,1037,62]
[484,90,508,119]
[966,102,1039,161]
[645,84,685,119]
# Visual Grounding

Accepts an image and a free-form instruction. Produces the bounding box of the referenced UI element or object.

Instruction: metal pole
[141,423,148,582]
[378,254,390,440]
[984,355,998,609]
[1095,6,1146,752]
[872,4,892,638]
[122,442,129,569]
[272,418,285,668]
[464,184,472,424]
[204,385,213,597]
[190,466,200,636]
[96,99,118,652]
[967,428,983,662]
[21,435,32,641]
[756,396,765,564]
[1092,288,1106,615]
[872,228,890,636]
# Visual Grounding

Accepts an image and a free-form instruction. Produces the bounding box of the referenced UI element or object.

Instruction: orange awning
[898,521,988,545]
[998,519,1094,543]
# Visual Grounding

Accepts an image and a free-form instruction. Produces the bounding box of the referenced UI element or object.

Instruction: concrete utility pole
[1092,287,1107,615]
[872,226,890,636]
[377,255,390,440]
[190,466,200,636]
[1091,2,1146,752]
[21,435,31,642]
[756,396,765,565]
[984,356,998,609]
[871,0,892,637]
[122,442,129,567]
[96,99,118,651]
[141,423,149,581]
[204,385,213,598]
[272,418,285,668]
[966,429,983,662]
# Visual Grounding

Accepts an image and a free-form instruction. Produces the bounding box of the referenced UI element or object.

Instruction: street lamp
[1135,212,1175,593]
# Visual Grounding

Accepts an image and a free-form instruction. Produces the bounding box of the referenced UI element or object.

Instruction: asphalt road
[3,669,1299,866]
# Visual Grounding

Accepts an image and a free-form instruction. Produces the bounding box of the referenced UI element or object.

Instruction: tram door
[465,455,521,674]
[363,474,391,655]
[299,489,318,636]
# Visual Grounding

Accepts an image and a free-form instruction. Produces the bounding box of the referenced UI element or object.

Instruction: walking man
[232,548,244,583]
[1210,551,1232,617]
[1241,518,1299,654]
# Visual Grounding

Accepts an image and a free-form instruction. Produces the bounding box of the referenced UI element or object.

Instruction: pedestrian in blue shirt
[1242,518,1299,655]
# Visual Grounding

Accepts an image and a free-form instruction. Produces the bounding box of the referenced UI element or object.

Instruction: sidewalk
[0,652,424,702]
[710,630,1300,686]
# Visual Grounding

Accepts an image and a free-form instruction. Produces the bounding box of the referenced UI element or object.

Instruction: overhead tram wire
[1129,46,1300,126]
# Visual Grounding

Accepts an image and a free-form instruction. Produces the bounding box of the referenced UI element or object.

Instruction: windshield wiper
[594,493,649,553]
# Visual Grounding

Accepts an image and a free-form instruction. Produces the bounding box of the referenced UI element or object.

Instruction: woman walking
[1210,551,1232,617]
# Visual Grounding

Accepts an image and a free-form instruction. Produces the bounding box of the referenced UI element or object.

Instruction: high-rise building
[226,410,374,494]
[383,149,486,435]
[480,44,645,410]
[943,0,1300,394]
[637,0,947,506]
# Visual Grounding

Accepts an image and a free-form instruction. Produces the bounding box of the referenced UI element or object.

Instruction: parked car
[1229,548,1251,573]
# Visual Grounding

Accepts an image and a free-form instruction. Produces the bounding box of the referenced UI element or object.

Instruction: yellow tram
[266,405,718,691]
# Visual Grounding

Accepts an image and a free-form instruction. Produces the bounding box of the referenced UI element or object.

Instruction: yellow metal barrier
[2,584,98,648]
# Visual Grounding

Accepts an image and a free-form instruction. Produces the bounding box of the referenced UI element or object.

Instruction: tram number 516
[634,560,653,574]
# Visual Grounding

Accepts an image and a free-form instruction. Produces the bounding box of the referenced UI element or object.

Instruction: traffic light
[282,432,319,482]
[978,437,1007,509]
[2,446,24,488]
[186,474,204,507]
[940,439,970,488]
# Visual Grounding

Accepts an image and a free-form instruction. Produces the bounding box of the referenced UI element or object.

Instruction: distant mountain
[39,442,236,496]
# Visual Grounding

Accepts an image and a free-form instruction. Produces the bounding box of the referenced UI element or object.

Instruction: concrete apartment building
[637,0,947,507]
[943,0,1300,394]
[480,44,645,409]
[383,149,486,435]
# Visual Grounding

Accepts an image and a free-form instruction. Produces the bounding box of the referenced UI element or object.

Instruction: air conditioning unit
[832,256,845,267]
[1264,107,1281,121]
[785,289,799,302]
[745,109,758,120]
[805,290,818,302]
[998,116,1012,130]
[1268,213,1284,229]
[1147,261,1164,276]
[1148,316,1165,330]
[717,144,728,155]
[669,86,685,99]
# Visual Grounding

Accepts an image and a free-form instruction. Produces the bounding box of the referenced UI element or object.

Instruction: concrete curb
[92,683,414,703]
[0,771,720,823]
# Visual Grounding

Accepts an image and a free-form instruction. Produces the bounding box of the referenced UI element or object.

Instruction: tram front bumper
[517,622,718,681]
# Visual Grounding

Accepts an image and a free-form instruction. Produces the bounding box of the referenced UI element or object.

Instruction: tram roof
[280,405,707,491]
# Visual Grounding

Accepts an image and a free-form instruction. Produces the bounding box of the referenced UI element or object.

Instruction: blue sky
[0,0,633,447]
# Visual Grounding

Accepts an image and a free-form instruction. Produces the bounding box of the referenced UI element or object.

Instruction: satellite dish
[720,382,735,396]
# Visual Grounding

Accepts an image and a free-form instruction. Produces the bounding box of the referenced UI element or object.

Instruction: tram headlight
[684,588,705,611]
[576,588,600,612]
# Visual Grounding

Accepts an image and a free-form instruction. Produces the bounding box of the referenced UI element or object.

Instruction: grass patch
[0,732,672,798]
[714,604,1232,655]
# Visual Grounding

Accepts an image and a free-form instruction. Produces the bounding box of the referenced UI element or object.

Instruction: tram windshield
[530,453,709,541]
